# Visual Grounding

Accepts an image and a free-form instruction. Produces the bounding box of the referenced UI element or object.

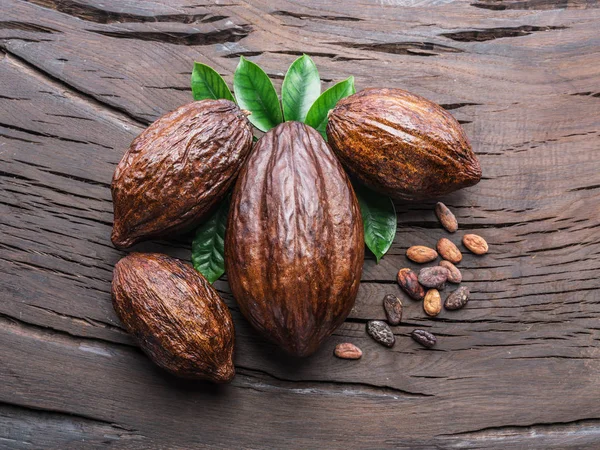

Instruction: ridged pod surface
[327,88,482,200]
[111,100,253,248]
[112,253,235,383]
[225,122,364,357]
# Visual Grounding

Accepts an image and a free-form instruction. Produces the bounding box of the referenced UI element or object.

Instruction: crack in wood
[471,0,597,10]
[87,25,252,46]
[441,25,568,42]
[332,41,463,56]
[271,10,362,22]
[23,0,224,25]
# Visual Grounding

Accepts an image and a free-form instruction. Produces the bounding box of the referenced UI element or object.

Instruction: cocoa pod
[327,88,481,200]
[367,321,395,348]
[111,100,253,248]
[411,329,437,348]
[397,268,426,300]
[437,238,462,264]
[435,202,458,233]
[463,234,489,255]
[225,122,364,357]
[383,294,403,325]
[406,246,438,264]
[418,266,449,289]
[334,343,363,360]
[445,286,471,310]
[423,289,442,317]
[112,253,235,383]
[439,260,462,283]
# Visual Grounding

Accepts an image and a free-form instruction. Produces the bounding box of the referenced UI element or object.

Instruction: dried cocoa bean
[367,320,395,348]
[463,234,489,255]
[437,238,462,264]
[423,289,442,317]
[435,202,458,233]
[334,343,363,360]
[445,286,470,310]
[406,246,438,264]
[411,329,437,348]
[439,260,462,283]
[397,268,426,300]
[418,266,449,289]
[383,294,403,325]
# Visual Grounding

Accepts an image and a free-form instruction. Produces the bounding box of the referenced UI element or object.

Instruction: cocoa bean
[439,260,462,283]
[418,266,449,289]
[334,343,363,360]
[437,238,462,264]
[411,329,437,348]
[383,294,403,325]
[367,320,395,348]
[423,289,442,317]
[397,268,426,300]
[445,286,470,310]
[435,202,458,233]
[463,234,489,255]
[406,246,438,263]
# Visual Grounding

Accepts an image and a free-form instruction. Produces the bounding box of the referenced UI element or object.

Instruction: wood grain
[1,0,599,448]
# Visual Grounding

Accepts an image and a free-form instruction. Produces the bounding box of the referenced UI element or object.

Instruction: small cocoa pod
[435,202,458,233]
[383,294,403,325]
[397,268,426,300]
[111,100,253,248]
[334,343,363,360]
[437,238,462,264]
[423,289,442,317]
[439,260,462,283]
[445,286,471,310]
[418,266,449,289]
[112,253,235,383]
[327,88,482,200]
[411,329,437,348]
[463,234,489,255]
[367,320,395,348]
[406,246,438,264]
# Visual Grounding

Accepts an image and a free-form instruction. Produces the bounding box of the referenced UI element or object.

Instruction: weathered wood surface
[1,0,599,448]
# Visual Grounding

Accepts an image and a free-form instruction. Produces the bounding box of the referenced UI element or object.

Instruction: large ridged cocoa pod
[225,122,364,357]
[112,253,235,383]
[327,88,482,200]
[111,100,253,248]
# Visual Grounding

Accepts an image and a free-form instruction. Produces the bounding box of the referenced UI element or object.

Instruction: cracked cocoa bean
[383,294,403,325]
[445,286,470,310]
[418,266,449,289]
[367,320,395,348]
[411,329,437,348]
[397,268,425,300]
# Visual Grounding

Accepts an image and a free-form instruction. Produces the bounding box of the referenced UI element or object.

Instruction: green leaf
[305,76,355,139]
[191,198,230,284]
[190,62,235,102]
[281,54,320,123]
[354,183,396,263]
[233,56,283,132]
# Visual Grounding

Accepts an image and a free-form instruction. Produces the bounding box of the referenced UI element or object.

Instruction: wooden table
[1,0,599,448]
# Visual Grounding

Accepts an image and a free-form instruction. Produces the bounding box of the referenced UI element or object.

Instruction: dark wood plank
[1,0,600,447]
